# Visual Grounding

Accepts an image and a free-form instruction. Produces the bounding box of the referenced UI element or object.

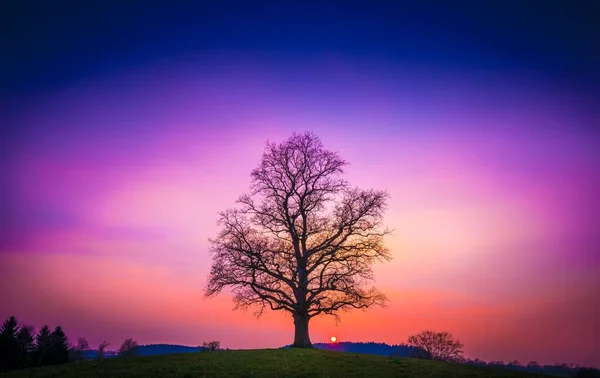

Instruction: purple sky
[1,2,599,367]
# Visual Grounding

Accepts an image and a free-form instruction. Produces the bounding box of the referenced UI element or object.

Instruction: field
[2,348,555,378]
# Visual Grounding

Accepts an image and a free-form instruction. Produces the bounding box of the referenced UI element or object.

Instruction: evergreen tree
[0,316,20,370]
[34,325,52,366]
[48,326,70,365]
[16,325,35,368]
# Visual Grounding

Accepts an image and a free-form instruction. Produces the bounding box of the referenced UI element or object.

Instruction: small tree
[407,330,464,362]
[97,341,110,359]
[118,339,138,357]
[202,341,221,351]
[73,337,89,361]
[0,316,20,370]
[48,326,70,365]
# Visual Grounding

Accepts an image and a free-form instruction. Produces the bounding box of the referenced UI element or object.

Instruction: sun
[330,336,337,343]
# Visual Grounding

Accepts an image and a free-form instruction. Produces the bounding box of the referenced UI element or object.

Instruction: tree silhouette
[16,325,35,368]
[0,316,20,370]
[202,341,221,351]
[206,132,392,347]
[48,326,70,365]
[97,341,110,359]
[74,337,89,361]
[527,361,540,369]
[407,330,464,362]
[34,325,52,366]
[118,338,138,357]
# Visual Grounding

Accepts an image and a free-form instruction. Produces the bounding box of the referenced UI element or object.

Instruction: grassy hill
[3,348,554,378]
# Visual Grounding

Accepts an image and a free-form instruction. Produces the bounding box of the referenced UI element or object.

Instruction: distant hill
[310,341,425,357]
[134,344,205,356]
[82,344,205,359]
[81,350,117,359]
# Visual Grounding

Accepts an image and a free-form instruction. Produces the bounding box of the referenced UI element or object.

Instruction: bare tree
[206,132,392,347]
[527,361,540,369]
[97,341,109,359]
[74,337,89,361]
[118,339,137,357]
[407,330,464,362]
[201,341,221,351]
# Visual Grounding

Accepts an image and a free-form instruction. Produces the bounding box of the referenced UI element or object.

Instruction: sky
[1,0,599,367]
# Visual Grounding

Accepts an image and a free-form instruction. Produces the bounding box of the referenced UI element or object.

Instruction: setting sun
[330,336,337,343]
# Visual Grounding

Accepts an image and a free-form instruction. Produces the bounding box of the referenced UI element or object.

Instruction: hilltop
[3,348,552,378]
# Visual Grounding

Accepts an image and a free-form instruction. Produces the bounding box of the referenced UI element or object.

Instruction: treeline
[0,315,224,373]
[0,316,135,373]
[464,359,600,378]
[0,316,69,370]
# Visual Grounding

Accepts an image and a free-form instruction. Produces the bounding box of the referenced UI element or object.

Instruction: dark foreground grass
[2,349,553,378]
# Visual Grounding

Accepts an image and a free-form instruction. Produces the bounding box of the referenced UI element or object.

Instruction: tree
[118,338,138,357]
[0,316,20,370]
[205,132,392,347]
[16,325,35,368]
[48,326,70,365]
[407,330,464,362]
[34,325,52,365]
[73,337,89,361]
[202,341,221,351]
[97,341,110,359]
[527,361,540,369]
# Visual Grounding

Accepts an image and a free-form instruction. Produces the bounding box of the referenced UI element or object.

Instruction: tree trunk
[292,313,312,347]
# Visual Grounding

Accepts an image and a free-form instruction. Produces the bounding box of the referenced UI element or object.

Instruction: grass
[3,348,554,378]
